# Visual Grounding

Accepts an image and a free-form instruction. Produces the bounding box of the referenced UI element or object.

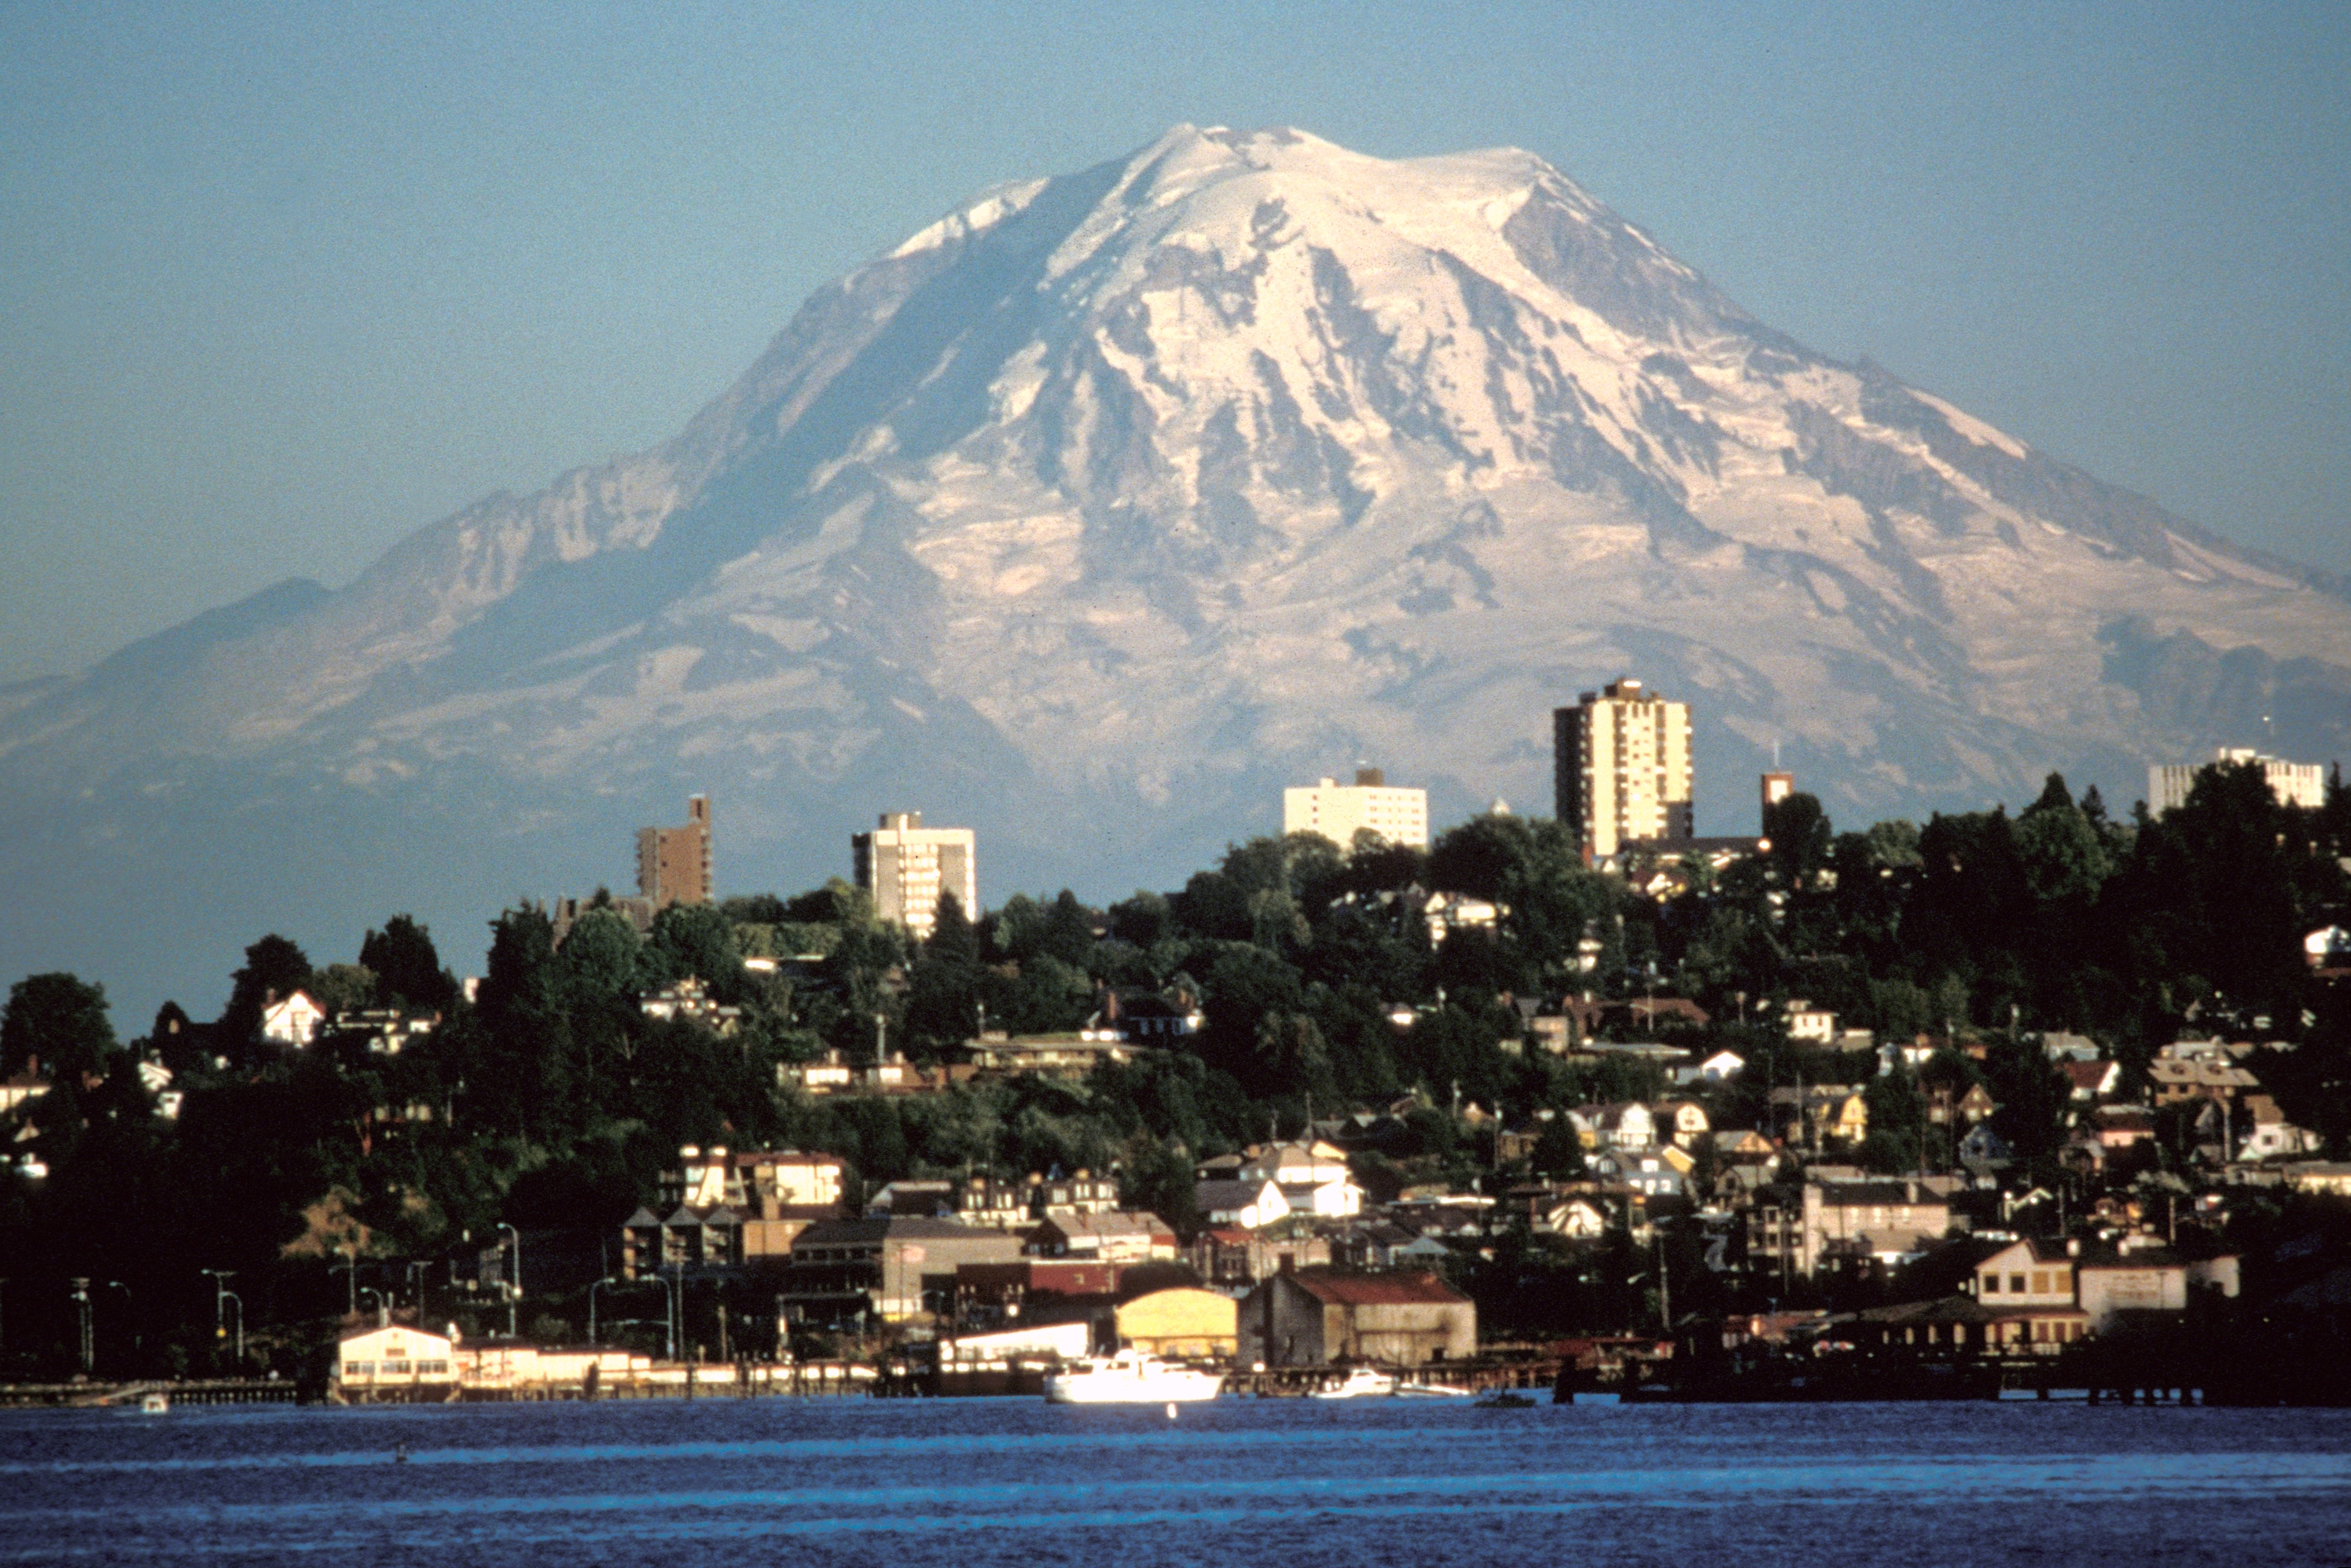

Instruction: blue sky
[4,0,2346,684]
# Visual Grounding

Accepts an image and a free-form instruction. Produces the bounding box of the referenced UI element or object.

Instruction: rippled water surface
[6,1397,2349,1565]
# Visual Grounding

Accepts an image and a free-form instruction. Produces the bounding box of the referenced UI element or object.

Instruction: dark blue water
[5,1396,2349,1565]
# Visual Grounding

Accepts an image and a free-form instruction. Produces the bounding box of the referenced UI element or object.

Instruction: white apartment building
[852,811,977,940]
[2148,748,2325,816]
[1282,767,1429,848]
[1553,678,1695,857]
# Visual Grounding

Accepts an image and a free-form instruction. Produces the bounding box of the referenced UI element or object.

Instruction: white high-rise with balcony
[853,812,977,939]
[1553,678,1695,858]
[2148,749,2324,816]
[1283,768,1429,849]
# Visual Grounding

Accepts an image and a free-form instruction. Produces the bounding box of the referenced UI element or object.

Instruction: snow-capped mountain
[6,126,2346,1012]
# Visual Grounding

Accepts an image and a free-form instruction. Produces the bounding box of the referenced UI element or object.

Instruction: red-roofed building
[1237,1268,1475,1368]
[2060,1059,2121,1101]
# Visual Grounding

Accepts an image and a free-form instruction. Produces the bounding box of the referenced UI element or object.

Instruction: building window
[1982,1272,2000,1294]
[2010,1274,2027,1294]
[2031,1272,2049,1294]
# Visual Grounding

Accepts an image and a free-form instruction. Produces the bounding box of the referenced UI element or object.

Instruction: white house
[260,990,327,1048]
[1785,1000,1838,1045]
[1238,1140,1365,1219]
[1572,1102,1655,1151]
[1675,1048,1746,1087]
[1194,1178,1290,1230]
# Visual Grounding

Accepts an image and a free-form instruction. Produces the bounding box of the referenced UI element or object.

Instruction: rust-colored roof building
[1237,1269,1475,1368]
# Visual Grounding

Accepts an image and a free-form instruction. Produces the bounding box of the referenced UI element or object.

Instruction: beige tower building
[1283,767,1430,849]
[637,795,712,908]
[853,812,977,940]
[1553,678,1694,858]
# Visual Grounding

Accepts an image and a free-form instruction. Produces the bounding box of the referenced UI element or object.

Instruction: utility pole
[498,1224,521,1339]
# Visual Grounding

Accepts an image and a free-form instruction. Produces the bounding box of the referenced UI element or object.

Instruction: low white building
[939,1319,1093,1366]
[336,1324,457,1390]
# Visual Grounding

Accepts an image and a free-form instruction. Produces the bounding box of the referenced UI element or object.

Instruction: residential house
[1589,1148,1685,1199]
[1233,1139,1365,1219]
[1028,1210,1176,1263]
[2147,1056,2259,1107]
[1785,999,1839,1045]
[1654,1100,1710,1149]
[620,1144,846,1279]
[1673,1048,1746,1087]
[2060,1059,2122,1102]
[1958,1121,2015,1175]
[1420,890,1501,945]
[2237,1095,2322,1162]
[1502,1184,1613,1239]
[1237,1269,1476,1368]
[781,1052,856,1095]
[638,976,743,1035]
[1187,1226,1332,1289]
[1193,1179,1291,1231]
[967,1030,1144,1078]
[2091,1106,2155,1151]
[1572,1102,1656,1152]
[326,1008,439,1056]
[1750,1179,1957,1276]
[784,1216,1023,1323]
[1091,990,1205,1041]
[259,990,327,1048]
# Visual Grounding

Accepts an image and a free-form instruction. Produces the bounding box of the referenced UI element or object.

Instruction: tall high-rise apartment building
[2148,749,2324,817]
[1552,678,1694,858]
[853,812,977,941]
[637,795,712,908]
[1283,766,1430,849]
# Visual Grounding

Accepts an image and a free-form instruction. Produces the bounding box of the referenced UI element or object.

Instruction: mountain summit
[6,126,2346,1010]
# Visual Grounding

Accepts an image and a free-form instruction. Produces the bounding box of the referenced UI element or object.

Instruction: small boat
[1312,1366,1397,1400]
[1391,1379,1476,1398]
[139,1392,169,1415]
[1043,1350,1223,1405]
[1475,1390,1535,1408]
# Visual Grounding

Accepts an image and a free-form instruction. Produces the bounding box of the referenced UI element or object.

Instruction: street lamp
[589,1278,624,1346]
[359,1287,388,1327]
[70,1279,92,1375]
[497,1224,520,1339]
[203,1269,234,1364]
[221,1290,244,1368]
[333,1243,360,1318]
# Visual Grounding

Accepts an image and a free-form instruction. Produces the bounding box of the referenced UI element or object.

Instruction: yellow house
[1818,1091,1869,1146]
[1115,1287,1238,1361]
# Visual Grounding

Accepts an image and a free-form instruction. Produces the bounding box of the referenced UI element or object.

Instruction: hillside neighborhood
[3,751,2349,1405]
